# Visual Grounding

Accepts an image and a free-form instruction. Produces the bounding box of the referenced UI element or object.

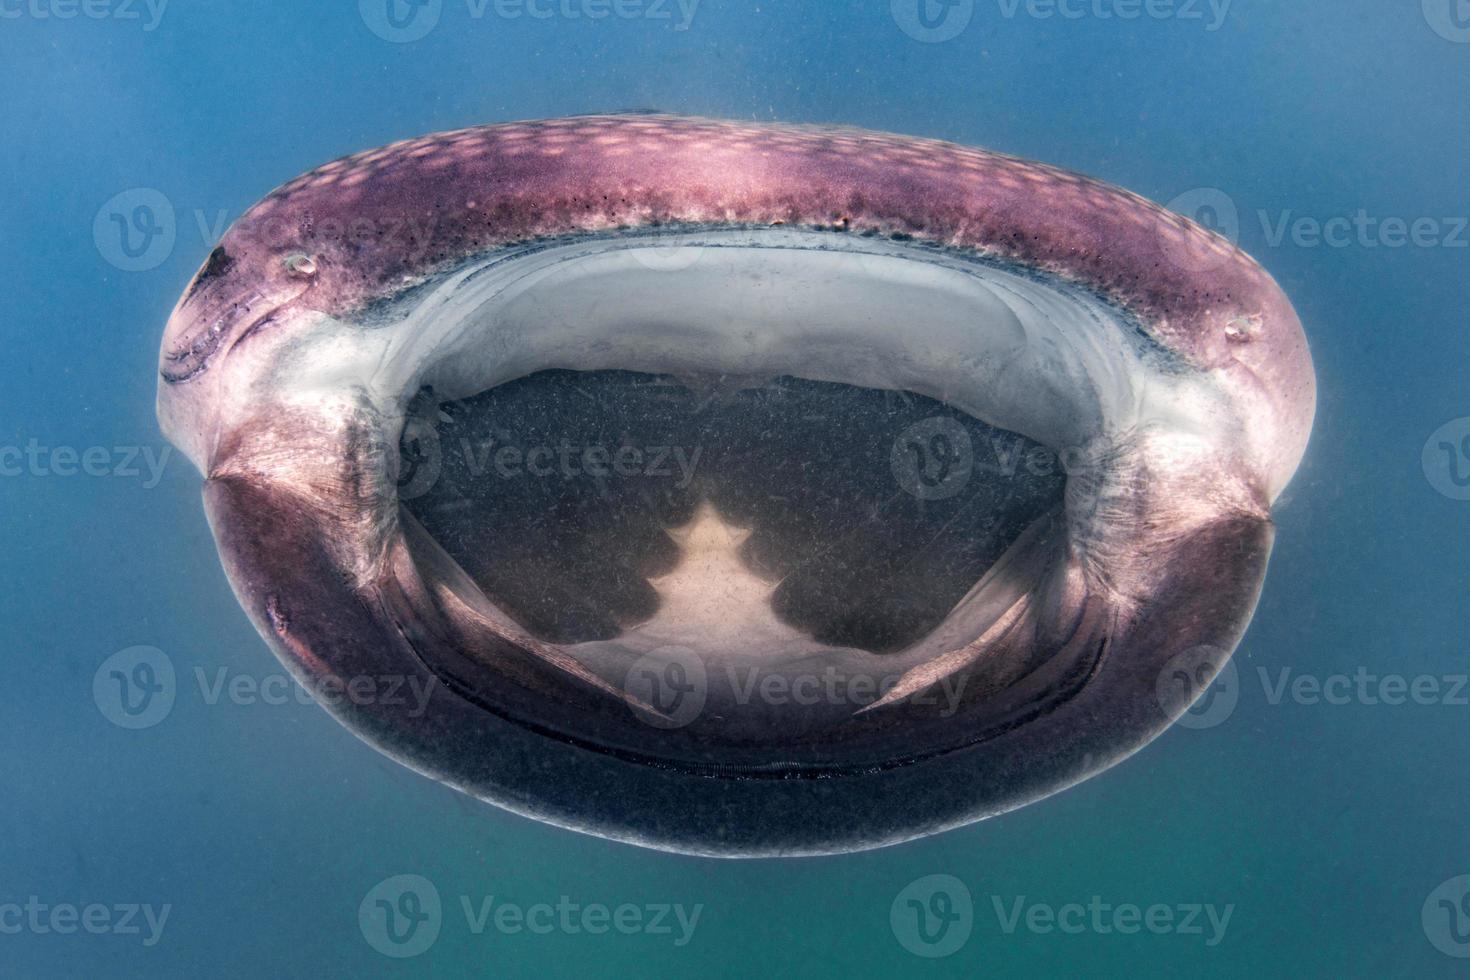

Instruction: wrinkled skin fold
[157,115,1314,856]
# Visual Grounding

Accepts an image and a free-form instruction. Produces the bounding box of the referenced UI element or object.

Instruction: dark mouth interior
[398,368,1066,659]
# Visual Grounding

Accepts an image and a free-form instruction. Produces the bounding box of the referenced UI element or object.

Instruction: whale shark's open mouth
[276,228,1177,774]
[160,115,1313,855]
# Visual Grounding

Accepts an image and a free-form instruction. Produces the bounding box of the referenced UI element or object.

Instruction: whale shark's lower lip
[157,115,1313,855]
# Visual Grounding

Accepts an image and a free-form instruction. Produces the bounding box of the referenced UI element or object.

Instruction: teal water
[3,1,1469,976]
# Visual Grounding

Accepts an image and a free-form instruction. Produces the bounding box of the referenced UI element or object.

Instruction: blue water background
[2,1,1468,975]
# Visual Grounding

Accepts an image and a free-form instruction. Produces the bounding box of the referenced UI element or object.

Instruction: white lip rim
[280,228,1223,456]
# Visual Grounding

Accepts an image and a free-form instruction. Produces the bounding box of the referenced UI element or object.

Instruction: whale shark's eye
[281,252,317,277]
[158,116,1313,855]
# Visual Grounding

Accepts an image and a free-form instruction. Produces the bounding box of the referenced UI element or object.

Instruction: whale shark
[156,114,1314,856]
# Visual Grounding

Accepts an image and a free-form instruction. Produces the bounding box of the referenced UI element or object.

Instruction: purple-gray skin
[156,115,1314,856]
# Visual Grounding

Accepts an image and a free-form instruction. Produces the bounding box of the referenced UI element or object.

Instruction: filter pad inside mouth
[398,369,1068,663]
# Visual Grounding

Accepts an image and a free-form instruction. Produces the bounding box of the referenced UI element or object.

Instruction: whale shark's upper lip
[158,114,1312,493]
